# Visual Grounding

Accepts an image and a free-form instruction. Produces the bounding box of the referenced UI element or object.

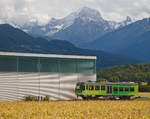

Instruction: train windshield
[76,83,85,91]
[76,86,80,90]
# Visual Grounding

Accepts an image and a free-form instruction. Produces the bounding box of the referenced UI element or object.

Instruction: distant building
[0,52,96,101]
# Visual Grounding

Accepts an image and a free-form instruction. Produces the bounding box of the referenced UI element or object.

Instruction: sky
[0,0,150,25]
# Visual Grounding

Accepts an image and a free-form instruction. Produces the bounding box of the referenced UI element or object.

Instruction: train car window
[125,87,129,92]
[81,86,85,90]
[86,85,88,90]
[119,87,123,92]
[130,87,134,92]
[101,85,105,90]
[95,86,100,90]
[114,87,118,92]
[89,85,94,90]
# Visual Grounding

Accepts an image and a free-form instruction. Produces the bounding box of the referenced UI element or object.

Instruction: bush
[25,95,35,101]
[44,95,50,101]
[24,95,50,101]
[97,78,107,82]
[139,85,150,92]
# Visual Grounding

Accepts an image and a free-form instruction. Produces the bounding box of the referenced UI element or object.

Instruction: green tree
[97,78,107,82]
[109,76,120,82]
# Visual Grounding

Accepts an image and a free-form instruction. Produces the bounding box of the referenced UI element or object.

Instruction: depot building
[0,52,96,101]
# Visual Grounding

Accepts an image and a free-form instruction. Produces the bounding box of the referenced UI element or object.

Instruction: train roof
[78,82,138,85]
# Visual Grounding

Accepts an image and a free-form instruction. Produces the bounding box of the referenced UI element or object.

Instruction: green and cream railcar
[75,82,138,99]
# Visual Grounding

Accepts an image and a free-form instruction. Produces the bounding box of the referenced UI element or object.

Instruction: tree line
[97,63,150,92]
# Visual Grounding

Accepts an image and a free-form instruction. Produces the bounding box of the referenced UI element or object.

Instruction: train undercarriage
[77,95,132,100]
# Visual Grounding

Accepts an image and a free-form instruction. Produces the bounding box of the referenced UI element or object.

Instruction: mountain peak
[79,6,93,11]
[121,16,132,26]
[75,7,103,22]
[125,16,132,22]
[63,7,103,23]
[78,7,100,14]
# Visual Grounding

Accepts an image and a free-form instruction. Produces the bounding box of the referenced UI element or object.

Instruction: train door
[107,85,112,95]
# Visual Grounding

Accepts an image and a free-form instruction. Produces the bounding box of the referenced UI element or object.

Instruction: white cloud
[94,0,150,21]
[0,0,149,25]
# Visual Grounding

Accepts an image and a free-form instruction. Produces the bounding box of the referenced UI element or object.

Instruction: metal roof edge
[0,52,96,59]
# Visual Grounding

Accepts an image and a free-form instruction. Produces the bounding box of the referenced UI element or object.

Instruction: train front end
[75,82,85,96]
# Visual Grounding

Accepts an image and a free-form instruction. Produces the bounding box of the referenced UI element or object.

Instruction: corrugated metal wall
[0,54,96,101]
[0,73,18,101]
[0,72,96,101]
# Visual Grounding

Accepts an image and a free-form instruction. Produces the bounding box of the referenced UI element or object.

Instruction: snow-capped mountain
[18,7,133,46]
[50,7,112,46]
[21,7,108,36]
[85,17,150,61]
[109,16,132,29]
[73,7,104,22]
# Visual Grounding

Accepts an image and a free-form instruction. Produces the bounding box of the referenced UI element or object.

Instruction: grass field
[0,93,150,119]
[138,92,150,98]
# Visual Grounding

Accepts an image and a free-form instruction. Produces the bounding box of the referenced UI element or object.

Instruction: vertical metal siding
[0,72,18,101]
[0,72,96,101]
[59,73,78,100]
[39,73,59,100]
[17,73,40,100]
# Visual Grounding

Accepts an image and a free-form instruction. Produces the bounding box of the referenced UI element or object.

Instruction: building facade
[0,52,96,101]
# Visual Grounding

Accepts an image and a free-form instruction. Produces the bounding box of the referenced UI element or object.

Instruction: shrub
[25,95,35,101]
[139,85,150,92]
[44,95,50,101]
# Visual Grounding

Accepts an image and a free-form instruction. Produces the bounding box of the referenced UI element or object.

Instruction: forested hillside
[97,63,150,85]
[87,18,150,62]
